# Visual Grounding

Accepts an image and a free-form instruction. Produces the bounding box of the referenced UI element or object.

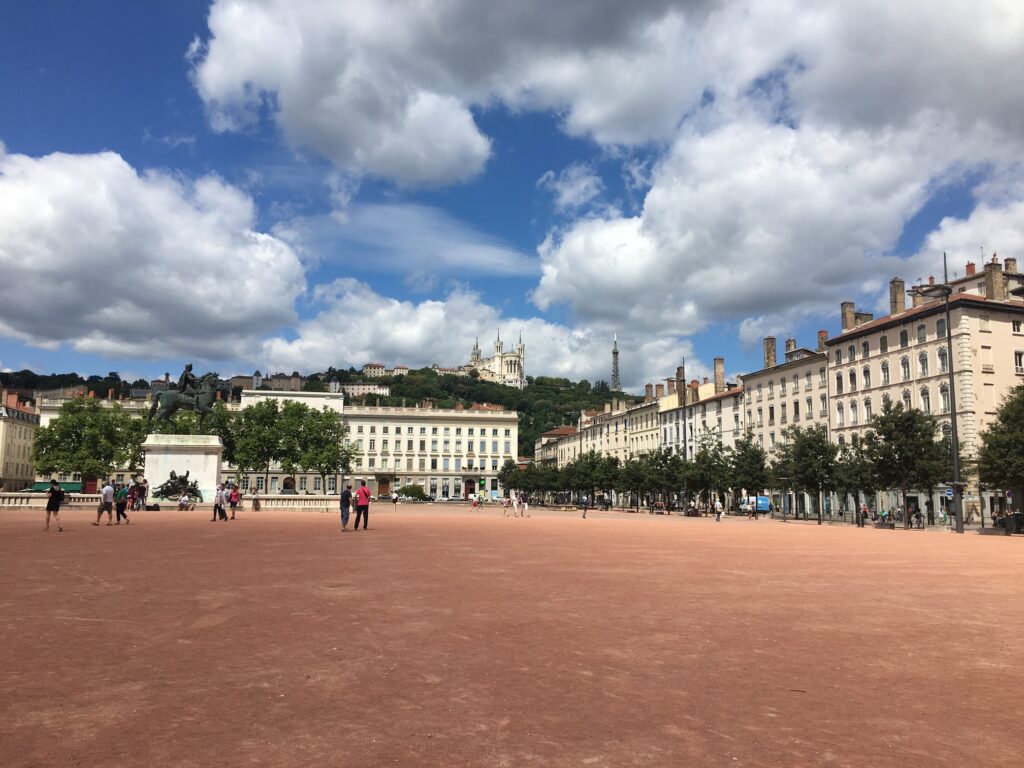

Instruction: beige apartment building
[660,359,744,460]
[741,336,831,456]
[534,426,576,468]
[828,256,1024,522]
[0,393,39,492]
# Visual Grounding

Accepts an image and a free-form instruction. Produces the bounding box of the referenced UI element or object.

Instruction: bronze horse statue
[147,373,223,431]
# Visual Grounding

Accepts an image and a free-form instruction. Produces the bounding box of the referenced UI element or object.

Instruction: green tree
[302,378,328,392]
[232,399,281,486]
[299,408,357,491]
[33,398,137,482]
[728,430,768,509]
[497,459,521,495]
[783,426,838,524]
[690,442,729,506]
[276,400,310,480]
[398,483,427,500]
[834,435,878,516]
[863,400,944,526]
[977,385,1024,496]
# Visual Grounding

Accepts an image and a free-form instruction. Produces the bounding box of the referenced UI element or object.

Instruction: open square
[2,508,1022,767]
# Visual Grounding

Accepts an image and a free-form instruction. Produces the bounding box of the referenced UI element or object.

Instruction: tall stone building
[469,333,526,389]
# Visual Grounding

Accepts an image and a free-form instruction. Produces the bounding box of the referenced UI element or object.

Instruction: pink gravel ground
[2,505,1023,767]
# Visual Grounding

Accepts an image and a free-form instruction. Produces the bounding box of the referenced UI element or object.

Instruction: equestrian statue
[147,364,225,431]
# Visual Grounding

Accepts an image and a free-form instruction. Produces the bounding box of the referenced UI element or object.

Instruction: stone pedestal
[142,434,224,502]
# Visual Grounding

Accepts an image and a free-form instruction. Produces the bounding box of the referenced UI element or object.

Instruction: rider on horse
[177,364,198,406]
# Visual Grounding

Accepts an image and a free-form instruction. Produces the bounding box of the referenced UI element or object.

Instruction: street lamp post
[914,252,965,534]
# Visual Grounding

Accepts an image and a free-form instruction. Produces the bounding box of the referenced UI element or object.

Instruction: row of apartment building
[18,389,518,501]
[536,256,1024,523]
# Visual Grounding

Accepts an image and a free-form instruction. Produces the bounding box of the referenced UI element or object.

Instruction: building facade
[0,393,39,491]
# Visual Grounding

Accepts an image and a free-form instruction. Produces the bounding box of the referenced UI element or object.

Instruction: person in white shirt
[714,498,723,522]
[93,480,114,526]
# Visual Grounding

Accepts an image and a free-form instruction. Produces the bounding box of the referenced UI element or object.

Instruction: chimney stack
[713,357,725,393]
[763,336,777,369]
[667,379,675,395]
[985,256,1006,301]
[655,383,665,399]
[644,383,654,402]
[889,277,906,315]
[966,261,976,276]
[784,338,796,354]
[841,301,856,331]
[1005,257,1017,274]
[817,329,828,352]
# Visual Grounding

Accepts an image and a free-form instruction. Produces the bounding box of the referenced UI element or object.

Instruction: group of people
[210,483,245,521]
[338,480,372,532]
[502,493,530,518]
[92,479,146,526]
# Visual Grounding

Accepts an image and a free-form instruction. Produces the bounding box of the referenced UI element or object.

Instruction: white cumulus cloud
[0,146,305,360]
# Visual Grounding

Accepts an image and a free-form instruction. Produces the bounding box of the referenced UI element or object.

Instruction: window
[299,477,307,491]
[901,357,910,381]
[1014,320,1023,334]
[431,427,438,435]
[1016,351,1024,374]
[443,427,450,436]
[419,439,426,451]
[881,362,890,385]
[899,330,909,348]
[781,403,787,423]
[902,390,912,409]
[768,406,775,425]
[455,458,462,471]
[504,440,511,454]
[864,398,873,420]
[407,439,413,451]
[916,324,926,343]
[918,352,929,377]
[382,439,389,451]
[940,384,950,413]
[848,344,856,362]
[805,371,812,390]
[420,427,426,435]
[805,397,812,419]
[430,458,437,470]
[849,370,857,391]
[880,335,889,353]
[920,387,931,414]
[757,407,763,426]
[443,458,450,471]
[780,377,787,395]
[836,403,845,427]
[468,428,474,436]
[850,401,859,425]
[938,318,948,336]
[357,425,363,433]
[430,439,438,451]
[862,366,871,389]
[369,426,376,434]
[819,368,826,385]
[382,426,389,434]
[491,440,498,453]
[835,349,843,365]
[793,400,800,420]
[819,393,827,416]
[768,380,774,398]
[443,440,450,451]
[938,347,949,373]
[861,340,870,358]
[369,439,376,450]
[314,477,323,491]
[835,373,844,395]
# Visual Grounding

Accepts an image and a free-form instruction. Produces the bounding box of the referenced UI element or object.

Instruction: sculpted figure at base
[152,470,203,503]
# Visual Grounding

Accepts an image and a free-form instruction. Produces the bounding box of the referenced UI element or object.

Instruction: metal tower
[611,334,620,391]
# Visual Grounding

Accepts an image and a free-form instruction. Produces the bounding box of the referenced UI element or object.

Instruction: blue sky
[2,1,1023,391]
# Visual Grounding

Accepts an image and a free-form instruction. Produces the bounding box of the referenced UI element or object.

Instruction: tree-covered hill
[349,369,637,457]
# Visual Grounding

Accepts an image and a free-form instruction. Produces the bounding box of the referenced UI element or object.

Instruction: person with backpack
[45,479,64,532]
[114,483,131,525]
[339,483,353,532]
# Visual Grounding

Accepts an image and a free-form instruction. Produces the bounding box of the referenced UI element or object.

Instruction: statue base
[142,434,224,502]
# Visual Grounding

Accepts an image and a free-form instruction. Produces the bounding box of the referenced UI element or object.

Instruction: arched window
[835,349,843,365]
[837,403,845,427]
[848,344,856,362]
[920,387,931,414]
[861,340,870,358]
[899,329,909,348]
[937,347,948,373]
[918,351,929,377]
[850,401,859,425]
[864,398,873,420]
[881,362,890,385]
[901,356,910,381]
[862,365,871,388]
[835,373,844,394]
[937,318,947,337]
[880,336,889,353]
[916,324,926,343]
[902,390,912,410]
[940,384,950,414]
[849,370,857,391]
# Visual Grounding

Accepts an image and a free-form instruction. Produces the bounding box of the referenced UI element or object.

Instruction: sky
[2,1,1023,392]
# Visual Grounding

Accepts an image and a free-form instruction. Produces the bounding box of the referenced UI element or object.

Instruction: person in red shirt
[354,480,372,530]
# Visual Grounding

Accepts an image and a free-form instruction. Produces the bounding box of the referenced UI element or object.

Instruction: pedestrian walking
[93,480,114,526]
[229,485,240,519]
[520,493,530,518]
[512,493,520,517]
[391,490,399,510]
[503,496,511,516]
[354,480,371,530]
[114,483,131,525]
[211,484,228,522]
[715,498,723,522]
[340,484,353,532]
[251,488,261,512]
[44,479,64,532]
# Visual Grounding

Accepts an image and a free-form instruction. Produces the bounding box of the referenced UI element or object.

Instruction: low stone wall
[0,493,340,512]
